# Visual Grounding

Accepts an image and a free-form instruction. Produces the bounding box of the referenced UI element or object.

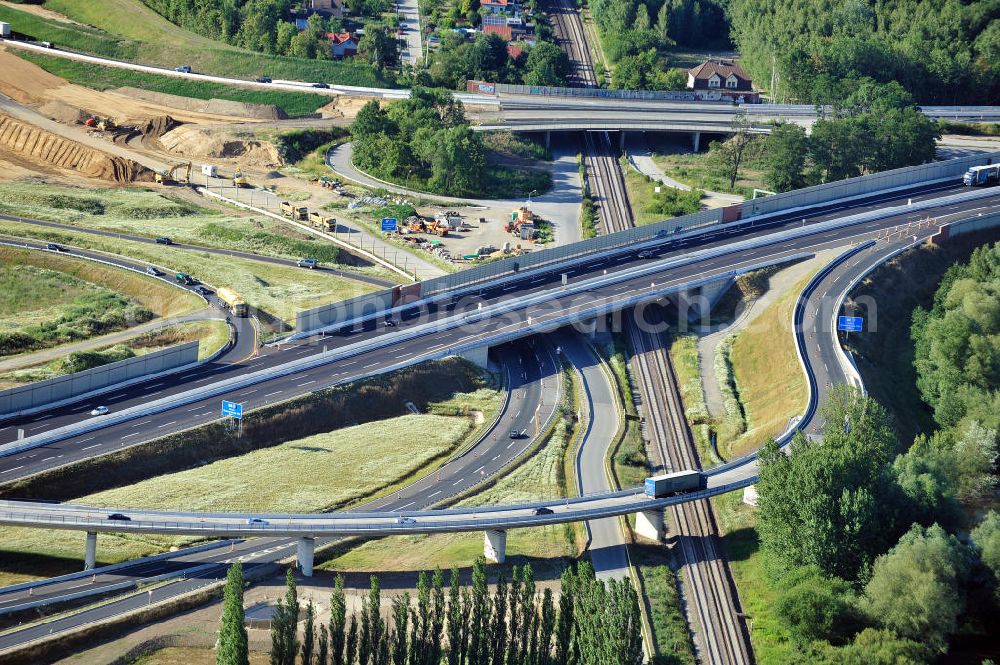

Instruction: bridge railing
[296,151,1000,332]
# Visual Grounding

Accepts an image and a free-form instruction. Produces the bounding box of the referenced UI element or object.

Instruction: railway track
[543,3,753,661]
[626,309,753,665]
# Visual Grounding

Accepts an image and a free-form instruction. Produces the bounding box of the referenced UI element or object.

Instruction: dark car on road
[255,76,272,83]
[533,507,553,516]
[509,429,521,439]
[107,513,131,521]
[46,243,67,252]
[312,82,330,88]
[155,236,172,245]
[145,266,162,276]
[383,318,397,328]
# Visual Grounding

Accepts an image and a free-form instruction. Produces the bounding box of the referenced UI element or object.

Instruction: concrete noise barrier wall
[0,342,198,418]
[743,151,999,218]
[295,290,395,333]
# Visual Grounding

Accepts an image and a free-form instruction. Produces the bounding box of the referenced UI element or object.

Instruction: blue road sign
[380,217,397,232]
[221,400,243,419]
[838,316,863,332]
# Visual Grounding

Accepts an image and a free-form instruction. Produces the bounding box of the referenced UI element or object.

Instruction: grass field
[16,54,332,117]
[129,647,270,665]
[724,273,814,458]
[0,2,390,87]
[324,372,580,572]
[0,319,230,387]
[0,220,377,327]
[0,245,200,319]
[0,183,395,278]
[711,491,796,664]
[668,332,717,466]
[633,544,698,665]
[622,158,703,226]
[0,410,484,577]
[651,148,766,199]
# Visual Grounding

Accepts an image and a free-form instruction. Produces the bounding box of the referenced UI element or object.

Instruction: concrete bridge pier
[572,317,598,339]
[458,345,490,369]
[484,529,507,563]
[296,537,315,577]
[635,509,664,542]
[544,131,551,150]
[619,131,627,151]
[84,531,97,570]
[692,131,701,153]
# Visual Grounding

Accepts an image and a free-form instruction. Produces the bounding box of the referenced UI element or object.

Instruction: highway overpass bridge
[2,151,1000,572]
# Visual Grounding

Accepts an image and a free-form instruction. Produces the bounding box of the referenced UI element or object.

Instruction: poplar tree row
[220,559,643,665]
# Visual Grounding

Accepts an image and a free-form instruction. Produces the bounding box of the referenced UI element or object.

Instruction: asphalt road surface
[560,333,629,580]
[1,183,995,484]
[0,340,559,651]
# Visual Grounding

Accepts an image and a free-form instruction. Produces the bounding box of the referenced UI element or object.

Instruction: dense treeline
[141,0,399,71]
[913,242,1000,432]
[728,0,1000,104]
[754,382,998,660]
[759,79,939,192]
[588,0,727,89]
[351,88,549,197]
[214,560,644,665]
[420,34,571,89]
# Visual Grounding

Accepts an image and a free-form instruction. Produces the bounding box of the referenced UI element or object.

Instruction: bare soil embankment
[0,113,152,182]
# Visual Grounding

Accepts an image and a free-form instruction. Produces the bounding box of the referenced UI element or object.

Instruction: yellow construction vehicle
[232,165,249,188]
[280,201,308,221]
[308,211,336,231]
[155,161,192,185]
[97,117,115,131]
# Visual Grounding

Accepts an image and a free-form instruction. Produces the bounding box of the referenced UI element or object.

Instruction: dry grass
[725,273,814,458]
[0,220,376,326]
[0,245,201,319]
[128,646,271,665]
[324,409,578,572]
[0,414,477,567]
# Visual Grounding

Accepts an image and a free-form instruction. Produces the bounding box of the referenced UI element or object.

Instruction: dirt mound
[0,50,71,105]
[38,100,89,125]
[0,113,153,182]
[139,115,180,140]
[317,95,373,119]
[158,125,283,167]
[114,87,288,120]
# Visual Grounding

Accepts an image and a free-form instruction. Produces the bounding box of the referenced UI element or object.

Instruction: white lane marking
[41,456,56,462]
[187,406,202,412]
[474,465,485,474]
[120,432,141,440]
[397,501,415,510]
[76,436,95,443]
[156,421,177,429]
[263,391,283,397]
[428,491,441,498]
[363,362,379,369]
[146,383,164,389]
[452,478,464,486]
[492,455,500,461]
[297,380,316,387]
[82,443,102,451]
[1,466,24,474]
[239,389,257,396]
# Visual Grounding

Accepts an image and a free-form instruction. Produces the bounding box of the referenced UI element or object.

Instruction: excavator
[155,161,192,185]
[232,165,250,188]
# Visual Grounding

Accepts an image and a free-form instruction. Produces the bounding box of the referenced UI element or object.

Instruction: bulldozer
[232,165,250,188]
[155,161,192,185]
